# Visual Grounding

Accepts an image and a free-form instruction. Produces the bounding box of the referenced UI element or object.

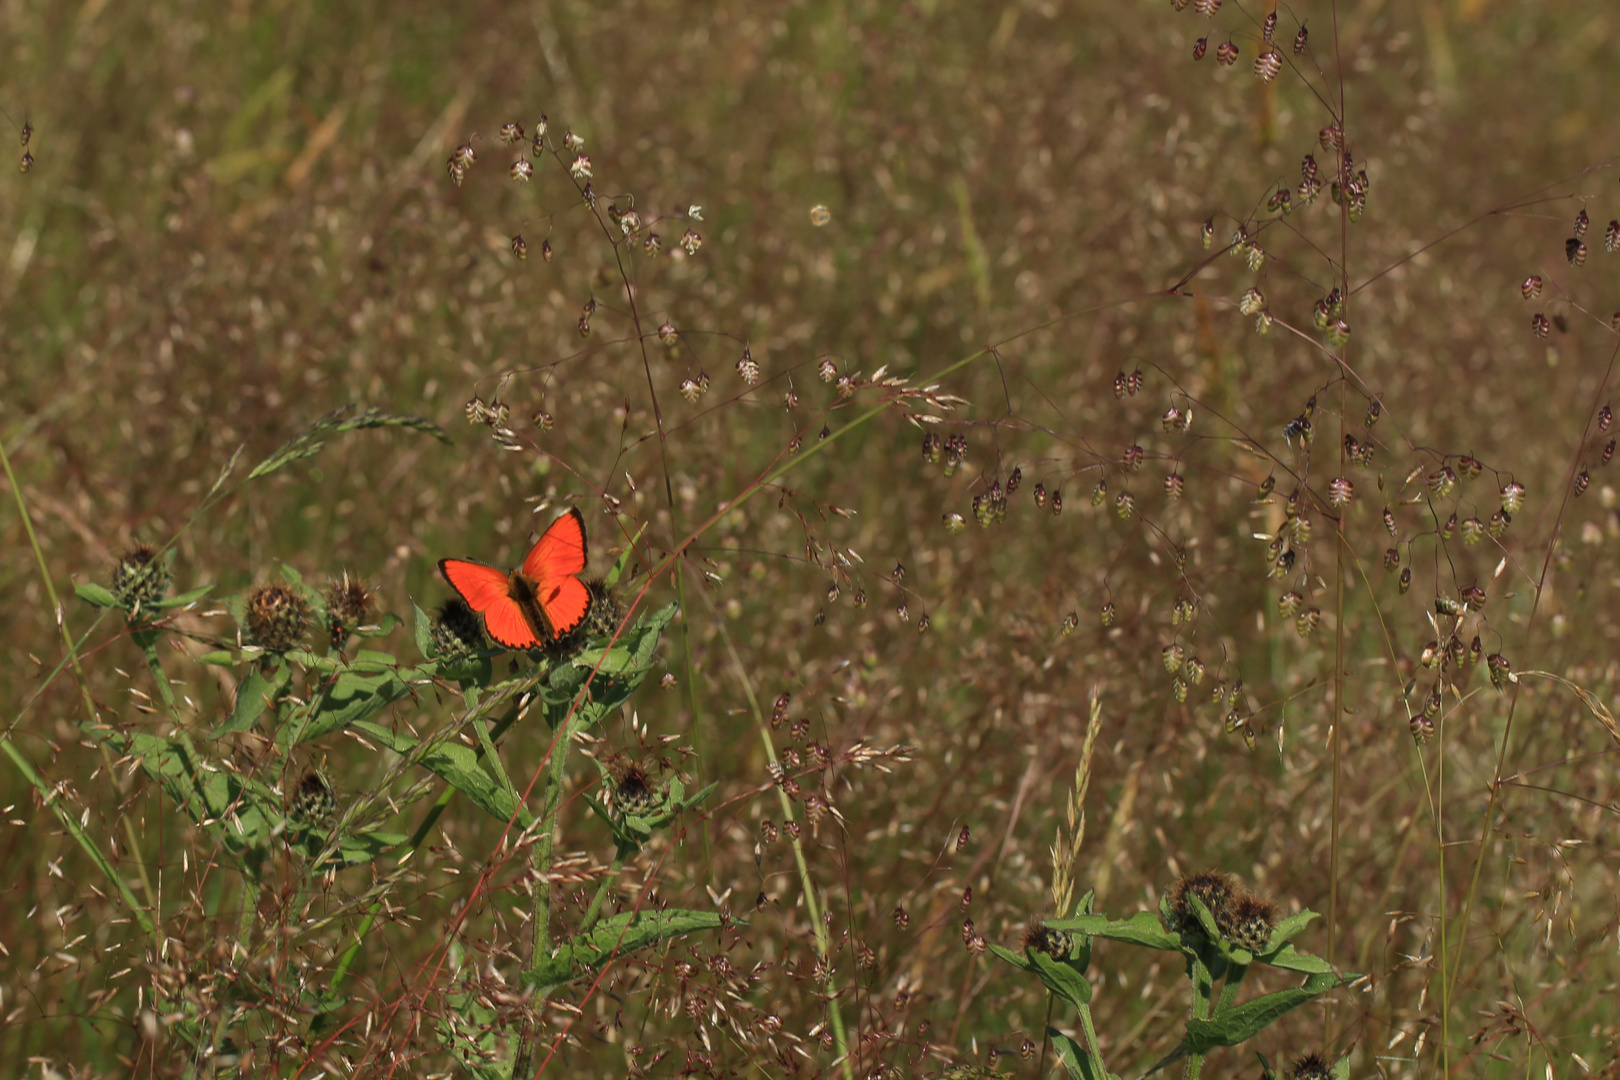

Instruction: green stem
[1,436,163,941]
[578,849,628,935]
[325,703,524,1000]
[0,738,156,939]
[716,623,853,1080]
[1075,1002,1109,1080]
[1216,963,1247,1012]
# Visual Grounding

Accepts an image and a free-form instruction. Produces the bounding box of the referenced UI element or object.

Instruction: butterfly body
[439,508,590,650]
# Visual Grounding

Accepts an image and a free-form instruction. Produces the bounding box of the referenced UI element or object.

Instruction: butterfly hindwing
[522,508,590,637]
[439,559,542,650]
[482,596,543,650]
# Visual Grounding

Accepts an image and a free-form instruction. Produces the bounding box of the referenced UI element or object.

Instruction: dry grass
[4,0,1620,1077]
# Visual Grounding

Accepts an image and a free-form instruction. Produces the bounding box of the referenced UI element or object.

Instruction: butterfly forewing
[439,559,544,649]
[522,508,591,636]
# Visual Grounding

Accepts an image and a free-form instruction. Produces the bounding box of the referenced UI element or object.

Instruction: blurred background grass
[5,0,1620,1075]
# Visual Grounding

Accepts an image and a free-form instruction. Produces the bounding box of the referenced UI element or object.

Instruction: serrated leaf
[75,582,119,609]
[521,908,727,993]
[351,721,532,828]
[1182,971,1350,1054]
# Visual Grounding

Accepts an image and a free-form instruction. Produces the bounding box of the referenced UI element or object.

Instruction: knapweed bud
[246,583,311,653]
[432,596,487,657]
[1223,892,1278,952]
[1021,917,1073,959]
[113,545,170,611]
[325,574,374,647]
[1168,870,1236,938]
[291,771,337,828]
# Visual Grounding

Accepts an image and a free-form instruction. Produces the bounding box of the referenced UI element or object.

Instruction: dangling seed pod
[1261,11,1277,40]
[1193,0,1222,14]
[510,158,533,182]
[1099,600,1116,627]
[1532,313,1550,339]
[1500,482,1526,514]
[1327,477,1354,507]
[1215,40,1239,66]
[1293,23,1309,52]
[1567,237,1588,266]
[1200,217,1214,248]
[1521,275,1542,300]
[1460,516,1485,545]
[1296,606,1321,637]
[1253,50,1281,82]
[1574,468,1591,497]
[1278,590,1303,617]
[1193,36,1208,60]
[1574,208,1590,238]
[511,234,528,260]
[737,346,760,385]
[1596,403,1611,432]
[1607,220,1620,253]
[1488,652,1511,690]
[245,583,312,653]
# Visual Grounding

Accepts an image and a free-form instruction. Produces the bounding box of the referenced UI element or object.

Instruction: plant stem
[1,436,164,940]
[715,623,853,1080]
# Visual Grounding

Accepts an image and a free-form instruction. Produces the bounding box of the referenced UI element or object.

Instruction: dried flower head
[1168,870,1236,938]
[325,574,374,647]
[1020,917,1073,959]
[291,771,337,828]
[246,582,312,653]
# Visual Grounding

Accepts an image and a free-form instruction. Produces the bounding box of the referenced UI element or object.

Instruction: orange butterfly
[439,508,590,650]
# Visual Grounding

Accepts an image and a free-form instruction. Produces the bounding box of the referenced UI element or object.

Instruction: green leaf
[153,584,213,610]
[97,729,275,861]
[413,601,435,660]
[353,612,402,639]
[279,667,412,748]
[1049,911,1181,952]
[198,650,237,666]
[1182,971,1352,1054]
[438,989,511,1080]
[213,663,290,737]
[351,721,533,828]
[542,602,679,731]
[603,522,649,589]
[1328,1053,1352,1080]
[1048,1028,1098,1080]
[1029,949,1092,1009]
[521,908,728,993]
[1265,908,1319,950]
[248,405,450,481]
[75,582,118,609]
[1258,942,1335,975]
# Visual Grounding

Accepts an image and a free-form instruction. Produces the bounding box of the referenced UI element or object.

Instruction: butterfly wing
[438,558,543,650]
[521,508,591,637]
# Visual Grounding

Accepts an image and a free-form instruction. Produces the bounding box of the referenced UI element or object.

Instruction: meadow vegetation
[3,0,1620,1077]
